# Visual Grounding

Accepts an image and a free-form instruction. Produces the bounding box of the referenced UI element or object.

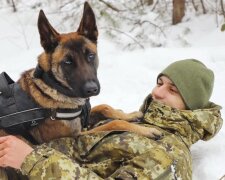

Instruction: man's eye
[157,82,163,86]
[170,88,178,93]
[87,53,95,62]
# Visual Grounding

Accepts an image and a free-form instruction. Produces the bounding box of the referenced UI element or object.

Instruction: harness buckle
[31,120,38,126]
[50,109,56,120]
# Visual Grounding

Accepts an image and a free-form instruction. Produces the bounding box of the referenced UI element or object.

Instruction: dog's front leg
[80,119,163,140]
[90,104,143,123]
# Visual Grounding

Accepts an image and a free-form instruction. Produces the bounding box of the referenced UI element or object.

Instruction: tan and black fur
[0,2,161,146]
[0,2,162,178]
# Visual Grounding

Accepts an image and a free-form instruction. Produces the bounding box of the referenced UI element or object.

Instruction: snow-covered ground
[0,7,225,180]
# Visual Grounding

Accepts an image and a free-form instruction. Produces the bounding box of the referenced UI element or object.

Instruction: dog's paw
[142,127,163,140]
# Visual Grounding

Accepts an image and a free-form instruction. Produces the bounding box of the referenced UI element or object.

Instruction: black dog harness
[0,72,90,144]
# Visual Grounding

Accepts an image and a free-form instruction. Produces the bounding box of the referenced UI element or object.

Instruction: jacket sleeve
[106,148,177,180]
[20,144,177,180]
[20,144,103,180]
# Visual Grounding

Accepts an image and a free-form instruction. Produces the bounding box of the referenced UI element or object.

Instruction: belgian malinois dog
[0,2,162,178]
[0,2,162,145]
[0,0,161,164]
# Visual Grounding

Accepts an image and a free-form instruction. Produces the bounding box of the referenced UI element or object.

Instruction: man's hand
[0,135,33,169]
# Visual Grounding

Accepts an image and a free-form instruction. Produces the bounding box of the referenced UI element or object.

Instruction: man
[0,59,223,179]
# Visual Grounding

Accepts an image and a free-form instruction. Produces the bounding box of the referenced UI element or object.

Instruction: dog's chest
[29,117,82,144]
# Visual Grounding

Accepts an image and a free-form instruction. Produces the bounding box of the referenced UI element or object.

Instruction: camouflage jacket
[5,95,223,180]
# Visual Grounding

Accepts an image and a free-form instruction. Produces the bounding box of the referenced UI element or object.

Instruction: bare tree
[200,0,206,14]
[5,0,17,12]
[5,0,224,49]
[191,0,198,12]
[172,0,185,25]
[11,0,17,12]
[141,0,154,6]
[220,0,225,20]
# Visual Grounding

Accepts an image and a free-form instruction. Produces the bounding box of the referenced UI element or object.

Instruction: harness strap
[0,108,49,128]
[0,107,87,128]
[0,72,14,97]
[81,98,91,128]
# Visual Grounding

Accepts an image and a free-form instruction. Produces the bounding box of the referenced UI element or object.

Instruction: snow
[0,7,225,180]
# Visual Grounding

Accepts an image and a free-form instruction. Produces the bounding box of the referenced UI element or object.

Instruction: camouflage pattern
[17,95,222,180]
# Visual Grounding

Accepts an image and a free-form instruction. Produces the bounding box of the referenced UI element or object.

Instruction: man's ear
[38,10,59,52]
[77,2,98,43]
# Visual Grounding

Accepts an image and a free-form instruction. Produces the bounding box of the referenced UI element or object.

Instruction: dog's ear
[77,2,98,43]
[38,10,59,52]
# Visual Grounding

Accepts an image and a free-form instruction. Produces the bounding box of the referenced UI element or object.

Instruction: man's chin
[153,99,165,105]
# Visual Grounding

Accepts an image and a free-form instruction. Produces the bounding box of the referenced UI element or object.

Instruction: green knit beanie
[158,59,214,110]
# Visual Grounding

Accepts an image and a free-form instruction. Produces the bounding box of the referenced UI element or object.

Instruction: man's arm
[0,136,102,180]
[20,144,103,180]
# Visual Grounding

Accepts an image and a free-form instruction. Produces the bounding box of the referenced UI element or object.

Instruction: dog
[0,2,161,145]
[0,2,162,178]
[0,2,101,145]
[0,0,162,157]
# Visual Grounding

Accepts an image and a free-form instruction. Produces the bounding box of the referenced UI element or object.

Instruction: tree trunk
[191,0,198,12]
[200,0,206,14]
[145,0,153,6]
[172,0,185,25]
[11,0,17,12]
[220,0,225,20]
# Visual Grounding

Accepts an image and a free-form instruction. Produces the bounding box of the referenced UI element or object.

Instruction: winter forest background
[3,0,225,50]
[0,0,225,179]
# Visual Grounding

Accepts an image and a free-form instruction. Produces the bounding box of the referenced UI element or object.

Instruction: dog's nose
[83,81,99,97]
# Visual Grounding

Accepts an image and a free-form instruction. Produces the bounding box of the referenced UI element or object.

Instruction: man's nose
[153,86,166,99]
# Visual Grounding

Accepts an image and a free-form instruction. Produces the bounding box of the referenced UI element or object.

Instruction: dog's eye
[63,58,73,65]
[87,53,95,62]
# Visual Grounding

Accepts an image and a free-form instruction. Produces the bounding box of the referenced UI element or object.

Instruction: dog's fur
[0,2,162,178]
[0,2,161,148]
[0,2,100,144]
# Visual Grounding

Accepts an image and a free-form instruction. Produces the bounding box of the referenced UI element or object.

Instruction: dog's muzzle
[82,81,100,97]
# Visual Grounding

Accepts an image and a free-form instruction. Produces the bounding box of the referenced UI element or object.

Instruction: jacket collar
[140,94,223,147]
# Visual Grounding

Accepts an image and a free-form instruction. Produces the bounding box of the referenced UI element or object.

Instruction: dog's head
[36,2,100,98]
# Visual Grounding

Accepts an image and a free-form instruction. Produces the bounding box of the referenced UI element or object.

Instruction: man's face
[151,75,186,110]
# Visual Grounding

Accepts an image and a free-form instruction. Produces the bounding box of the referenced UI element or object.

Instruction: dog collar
[50,108,83,120]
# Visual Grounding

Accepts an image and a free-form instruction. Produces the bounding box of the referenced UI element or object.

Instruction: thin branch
[59,1,83,10]
[135,20,166,38]
[101,27,145,49]
[152,0,160,11]
[59,0,74,9]
[98,0,121,12]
